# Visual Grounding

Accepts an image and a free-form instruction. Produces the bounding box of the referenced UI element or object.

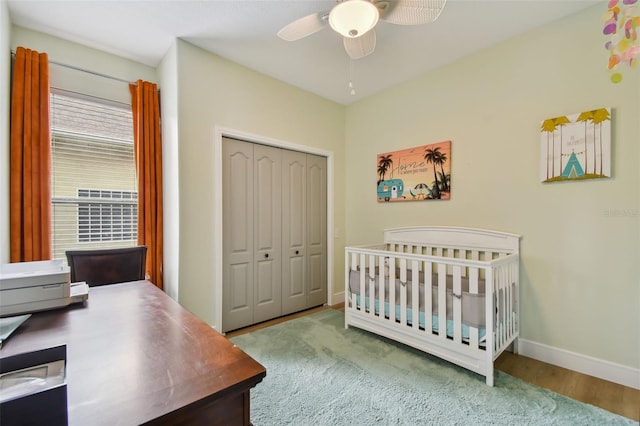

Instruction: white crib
[344,226,521,386]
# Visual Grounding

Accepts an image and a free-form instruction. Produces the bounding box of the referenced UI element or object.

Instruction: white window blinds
[50,90,138,260]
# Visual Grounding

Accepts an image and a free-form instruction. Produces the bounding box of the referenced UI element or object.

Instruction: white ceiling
[7,0,599,105]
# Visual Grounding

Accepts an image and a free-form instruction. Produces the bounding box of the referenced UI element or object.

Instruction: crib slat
[437,263,447,340]
[499,267,506,348]
[368,254,376,319]
[495,273,502,349]
[381,255,385,317]
[511,262,518,338]
[389,255,396,322]
[424,260,433,334]
[505,266,512,343]
[411,260,419,329]
[512,263,517,335]
[345,250,353,314]
[503,267,509,347]
[371,256,388,318]
[500,267,508,347]
[359,253,367,313]
[469,267,479,348]
[509,264,515,336]
[452,265,462,343]
[485,268,495,354]
[399,258,407,325]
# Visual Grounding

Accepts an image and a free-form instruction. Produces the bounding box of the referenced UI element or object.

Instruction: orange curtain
[10,47,52,262]
[129,80,163,290]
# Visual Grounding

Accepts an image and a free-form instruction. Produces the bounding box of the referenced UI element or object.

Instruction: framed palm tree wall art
[540,107,611,183]
[376,141,451,202]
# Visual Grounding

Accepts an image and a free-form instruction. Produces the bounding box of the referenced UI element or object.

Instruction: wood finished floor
[226,305,640,422]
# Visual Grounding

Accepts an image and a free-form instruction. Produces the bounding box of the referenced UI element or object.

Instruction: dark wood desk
[0,280,266,425]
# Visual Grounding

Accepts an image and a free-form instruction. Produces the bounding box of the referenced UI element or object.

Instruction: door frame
[213,126,334,332]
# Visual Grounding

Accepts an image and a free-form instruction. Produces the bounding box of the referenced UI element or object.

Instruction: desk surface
[0,280,266,425]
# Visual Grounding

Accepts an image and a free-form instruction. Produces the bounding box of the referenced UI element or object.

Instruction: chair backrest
[65,246,147,287]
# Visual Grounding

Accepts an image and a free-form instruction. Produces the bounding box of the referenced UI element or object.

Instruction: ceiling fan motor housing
[329,0,380,38]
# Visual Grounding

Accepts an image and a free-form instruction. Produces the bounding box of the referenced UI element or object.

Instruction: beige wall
[2,2,636,381]
[345,4,639,370]
[0,0,10,264]
[156,41,180,301]
[174,39,346,327]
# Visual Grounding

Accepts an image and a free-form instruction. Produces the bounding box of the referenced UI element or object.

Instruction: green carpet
[230,310,633,425]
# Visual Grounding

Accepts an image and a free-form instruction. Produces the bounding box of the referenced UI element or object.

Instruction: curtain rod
[11,49,137,86]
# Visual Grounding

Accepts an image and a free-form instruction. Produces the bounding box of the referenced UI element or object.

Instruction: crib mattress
[349,268,486,329]
[354,295,487,343]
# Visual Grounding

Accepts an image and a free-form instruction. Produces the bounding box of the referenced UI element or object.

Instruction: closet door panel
[285,157,305,252]
[228,263,250,310]
[282,150,307,315]
[222,138,254,332]
[286,257,305,296]
[307,253,323,295]
[306,154,327,307]
[255,260,276,313]
[253,144,282,323]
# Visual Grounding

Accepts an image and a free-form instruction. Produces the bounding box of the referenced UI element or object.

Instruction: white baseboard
[329,291,345,306]
[327,297,639,389]
[518,338,640,390]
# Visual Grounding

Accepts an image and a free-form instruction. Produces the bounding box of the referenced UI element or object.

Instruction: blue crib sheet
[355,295,486,342]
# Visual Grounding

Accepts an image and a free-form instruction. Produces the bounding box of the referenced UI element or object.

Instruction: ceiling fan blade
[343,30,376,60]
[277,12,329,41]
[377,0,447,25]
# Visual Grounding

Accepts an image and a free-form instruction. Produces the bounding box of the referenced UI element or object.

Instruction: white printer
[0,260,88,317]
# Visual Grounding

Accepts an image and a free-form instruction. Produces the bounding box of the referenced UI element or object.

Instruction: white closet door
[282,150,307,315]
[306,154,327,307]
[222,138,254,332]
[223,138,328,330]
[253,144,282,323]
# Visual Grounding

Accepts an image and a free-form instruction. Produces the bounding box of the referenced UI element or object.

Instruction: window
[77,189,138,242]
[50,90,138,260]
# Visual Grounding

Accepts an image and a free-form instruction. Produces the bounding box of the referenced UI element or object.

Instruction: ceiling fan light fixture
[329,0,379,38]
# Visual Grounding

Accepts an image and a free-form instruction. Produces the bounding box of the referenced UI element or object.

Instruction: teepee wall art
[540,107,612,183]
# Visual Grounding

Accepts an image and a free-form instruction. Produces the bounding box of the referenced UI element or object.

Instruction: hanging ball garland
[603,0,639,83]
[611,72,624,83]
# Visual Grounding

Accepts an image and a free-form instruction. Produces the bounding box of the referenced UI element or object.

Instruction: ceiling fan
[277,0,447,60]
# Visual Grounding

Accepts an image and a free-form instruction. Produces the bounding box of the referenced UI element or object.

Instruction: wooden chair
[65,246,147,287]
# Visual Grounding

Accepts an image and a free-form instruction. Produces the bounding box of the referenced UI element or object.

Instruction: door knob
[265,253,269,258]
[295,250,299,255]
